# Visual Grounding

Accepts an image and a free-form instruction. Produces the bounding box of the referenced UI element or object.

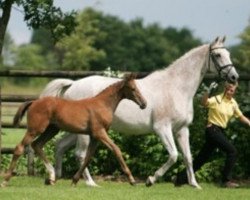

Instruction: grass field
[0,176,250,200]
[1,129,25,147]
[1,82,250,199]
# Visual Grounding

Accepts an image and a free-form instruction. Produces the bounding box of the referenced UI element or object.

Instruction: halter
[208,45,234,79]
[208,45,235,103]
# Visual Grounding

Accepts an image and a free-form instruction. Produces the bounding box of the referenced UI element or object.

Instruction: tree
[233,22,250,72]
[0,0,77,64]
[56,8,106,70]
[14,44,47,69]
[2,31,16,66]
[29,8,202,72]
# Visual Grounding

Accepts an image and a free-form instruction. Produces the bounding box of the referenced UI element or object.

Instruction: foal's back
[28,96,112,134]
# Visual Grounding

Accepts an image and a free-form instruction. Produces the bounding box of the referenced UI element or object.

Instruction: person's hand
[207,82,218,95]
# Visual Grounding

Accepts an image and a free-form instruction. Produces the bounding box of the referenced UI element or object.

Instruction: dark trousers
[176,124,237,184]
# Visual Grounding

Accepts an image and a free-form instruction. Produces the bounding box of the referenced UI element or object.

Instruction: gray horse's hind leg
[55,133,77,178]
[56,133,98,186]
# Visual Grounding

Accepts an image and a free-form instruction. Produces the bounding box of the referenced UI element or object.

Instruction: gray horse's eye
[214,53,221,58]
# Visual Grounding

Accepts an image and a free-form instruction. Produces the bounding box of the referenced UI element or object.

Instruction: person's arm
[201,92,209,106]
[201,82,218,106]
[239,115,250,127]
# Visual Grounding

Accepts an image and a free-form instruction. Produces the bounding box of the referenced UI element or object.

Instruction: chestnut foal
[1,74,147,187]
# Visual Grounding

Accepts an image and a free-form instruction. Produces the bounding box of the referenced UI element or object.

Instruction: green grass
[0,176,249,200]
[1,129,25,148]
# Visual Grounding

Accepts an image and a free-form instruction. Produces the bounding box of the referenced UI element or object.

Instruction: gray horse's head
[209,36,239,83]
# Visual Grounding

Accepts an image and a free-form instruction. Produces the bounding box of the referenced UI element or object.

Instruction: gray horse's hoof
[145,176,154,187]
[0,181,8,188]
[44,178,55,185]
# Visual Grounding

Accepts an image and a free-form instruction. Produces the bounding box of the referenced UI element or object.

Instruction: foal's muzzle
[140,102,147,109]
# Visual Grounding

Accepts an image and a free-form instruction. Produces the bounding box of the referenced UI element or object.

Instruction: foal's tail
[13,101,33,127]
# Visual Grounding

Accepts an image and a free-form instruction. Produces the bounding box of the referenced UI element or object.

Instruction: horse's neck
[96,81,124,112]
[148,44,209,98]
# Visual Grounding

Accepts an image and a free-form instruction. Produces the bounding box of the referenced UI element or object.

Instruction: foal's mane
[94,79,124,98]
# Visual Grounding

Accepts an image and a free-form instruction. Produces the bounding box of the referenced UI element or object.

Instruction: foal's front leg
[97,129,136,186]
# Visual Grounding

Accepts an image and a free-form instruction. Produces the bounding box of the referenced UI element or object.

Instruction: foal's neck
[96,81,124,112]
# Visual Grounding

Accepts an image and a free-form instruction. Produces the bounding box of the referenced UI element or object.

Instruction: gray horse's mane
[148,44,209,78]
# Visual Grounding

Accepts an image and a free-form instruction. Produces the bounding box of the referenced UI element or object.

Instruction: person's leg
[210,128,237,184]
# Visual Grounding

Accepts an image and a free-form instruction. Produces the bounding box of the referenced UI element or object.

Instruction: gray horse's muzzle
[227,67,239,83]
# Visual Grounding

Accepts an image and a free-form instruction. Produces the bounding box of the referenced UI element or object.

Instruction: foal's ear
[124,73,137,82]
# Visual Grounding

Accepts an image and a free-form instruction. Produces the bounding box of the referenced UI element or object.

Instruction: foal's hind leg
[176,127,201,189]
[1,131,37,187]
[31,124,59,185]
[96,129,136,185]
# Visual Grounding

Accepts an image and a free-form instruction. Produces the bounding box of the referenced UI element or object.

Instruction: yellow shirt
[207,93,243,128]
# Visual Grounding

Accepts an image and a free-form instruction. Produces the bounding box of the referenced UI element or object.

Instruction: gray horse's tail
[13,101,33,127]
[40,79,74,98]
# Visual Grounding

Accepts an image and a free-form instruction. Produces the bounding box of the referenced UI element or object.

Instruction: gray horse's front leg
[176,127,201,189]
[146,124,178,186]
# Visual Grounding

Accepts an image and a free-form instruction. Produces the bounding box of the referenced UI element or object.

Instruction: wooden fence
[0,70,250,175]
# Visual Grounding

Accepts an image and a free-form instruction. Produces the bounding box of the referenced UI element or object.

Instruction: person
[174,81,250,188]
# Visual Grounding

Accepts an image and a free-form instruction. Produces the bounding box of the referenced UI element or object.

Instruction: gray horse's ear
[221,36,226,43]
[211,36,219,46]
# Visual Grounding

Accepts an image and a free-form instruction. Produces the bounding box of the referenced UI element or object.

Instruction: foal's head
[121,74,147,109]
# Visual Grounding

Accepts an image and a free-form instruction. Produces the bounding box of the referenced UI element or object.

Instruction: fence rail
[0,70,148,79]
[1,95,37,102]
[0,69,250,80]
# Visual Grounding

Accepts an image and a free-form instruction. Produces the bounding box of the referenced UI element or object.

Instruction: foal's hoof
[71,177,79,187]
[44,178,56,185]
[145,176,154,187]
[130,181,137,186]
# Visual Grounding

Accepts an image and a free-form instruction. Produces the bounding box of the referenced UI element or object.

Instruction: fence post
[0,85,2,171]
[248,81,250,93]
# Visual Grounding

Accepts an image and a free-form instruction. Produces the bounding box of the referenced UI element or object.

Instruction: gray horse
[40,37,238,189]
